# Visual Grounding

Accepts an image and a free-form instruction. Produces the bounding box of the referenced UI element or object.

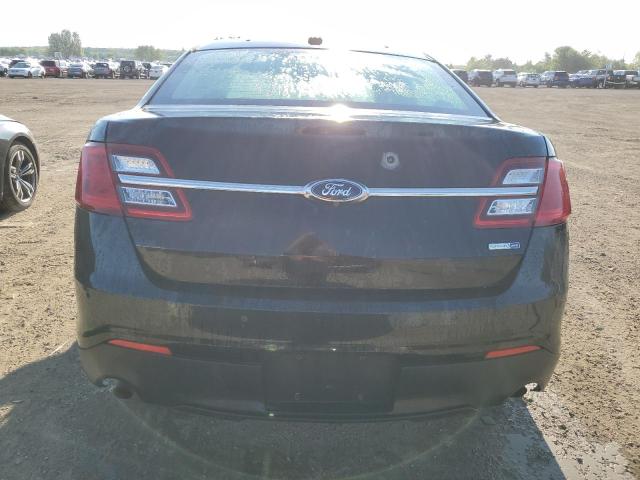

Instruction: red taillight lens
[534,158,571,226]
[108,339,172,356]
[75,142,192,221]
[75,142,122,215]
[485,345,540,359]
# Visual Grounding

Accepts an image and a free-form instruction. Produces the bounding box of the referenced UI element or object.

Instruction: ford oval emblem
[304,179,369,203]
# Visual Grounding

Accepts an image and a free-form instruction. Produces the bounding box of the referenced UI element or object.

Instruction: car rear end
[496,70,517,87]
[119,61,138,79]
[75,44,570,419]
[525,73,540,87]
[471,70,493,87]
[551,71,569,88]
[41,60,60,77]
[8,63,31,78]
[93,62,113,78]
[68,63,85,78]
[149,65,166,80]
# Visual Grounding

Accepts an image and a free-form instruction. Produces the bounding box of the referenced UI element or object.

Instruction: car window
[14,62,29,68]
[150,48,489,117]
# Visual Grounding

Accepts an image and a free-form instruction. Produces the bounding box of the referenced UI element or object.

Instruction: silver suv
[493,69,517,87]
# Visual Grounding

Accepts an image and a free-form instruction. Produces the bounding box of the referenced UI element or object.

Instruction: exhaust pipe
[112,381,134,399]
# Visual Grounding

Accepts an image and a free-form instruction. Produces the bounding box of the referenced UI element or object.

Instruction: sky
[1,0,638,65]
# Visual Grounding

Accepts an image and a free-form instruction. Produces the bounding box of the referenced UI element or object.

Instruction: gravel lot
[0,80,638,479]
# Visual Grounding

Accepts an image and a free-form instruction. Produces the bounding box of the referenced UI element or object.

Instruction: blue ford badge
[305,179,368,203]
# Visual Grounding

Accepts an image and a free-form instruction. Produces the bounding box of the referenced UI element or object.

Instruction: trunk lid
[107,108,547,291]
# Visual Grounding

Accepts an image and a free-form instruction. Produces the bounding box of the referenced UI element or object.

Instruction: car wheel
[1,143,38,212]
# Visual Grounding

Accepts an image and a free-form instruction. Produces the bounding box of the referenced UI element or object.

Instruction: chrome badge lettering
[305,179,368,203]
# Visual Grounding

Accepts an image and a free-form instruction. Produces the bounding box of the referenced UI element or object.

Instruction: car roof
[195,39,434,61]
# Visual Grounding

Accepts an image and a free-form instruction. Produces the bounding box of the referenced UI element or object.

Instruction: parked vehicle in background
[0,115,40,212]
[517,72,540,88]
[0,60,8,77]
[8,61,45,79]
[119,60,146,79]
[75,40,570,419]
[625,70,640,88]
[142,62,153,78]
[148,64,169,80]
[493,69,517,87]
[584,69,614,88]
[93,61,119,79]
[451,69,468,83]
[541,71,569,88]
[40,59,68,78]
[569,70,594,88]
[612,70,638,88]
[468,69,493,87]
[68,62,93,79]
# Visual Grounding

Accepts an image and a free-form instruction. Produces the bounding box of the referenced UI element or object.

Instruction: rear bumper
[80,342,557,419]
[75,209,568,418]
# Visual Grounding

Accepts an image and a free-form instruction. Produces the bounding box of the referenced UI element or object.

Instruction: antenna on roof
[308,37,323,46]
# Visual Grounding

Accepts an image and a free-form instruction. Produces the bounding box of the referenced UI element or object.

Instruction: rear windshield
[502,70,516,75]
[555,72,569,78]
[95,63,109,67]
[149,48,488,117]
[41,60,56,66]
[476,71,492,78]
[14,62,29,68]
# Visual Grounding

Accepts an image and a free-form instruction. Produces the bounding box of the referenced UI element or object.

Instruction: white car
[8,61,45,78]
[493,69,517,87]
[517,72,541,88]
[148,64,169,80]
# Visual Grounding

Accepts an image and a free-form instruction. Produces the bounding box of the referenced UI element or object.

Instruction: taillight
[75,143,192,221]
[75,143,122,215]
[474,157,570,228]
[534,158,571,226]
[474,157,545,228]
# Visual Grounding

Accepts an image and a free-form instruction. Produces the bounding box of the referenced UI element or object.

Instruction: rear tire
[0,143,38,212]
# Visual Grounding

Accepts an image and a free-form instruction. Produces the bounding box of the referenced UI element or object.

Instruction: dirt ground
[0,79,638,479]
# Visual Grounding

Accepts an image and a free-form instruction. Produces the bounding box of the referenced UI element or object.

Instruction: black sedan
[0,115,39,212]
[75,40,571,419]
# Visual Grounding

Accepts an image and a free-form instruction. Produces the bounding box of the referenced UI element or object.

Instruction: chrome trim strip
[118,174,538,198]
[367,186,538,197]
[119,175,302,195]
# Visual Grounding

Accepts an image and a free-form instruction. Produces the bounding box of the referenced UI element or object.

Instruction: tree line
[463,46,640,72]
[0,31,182,61]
